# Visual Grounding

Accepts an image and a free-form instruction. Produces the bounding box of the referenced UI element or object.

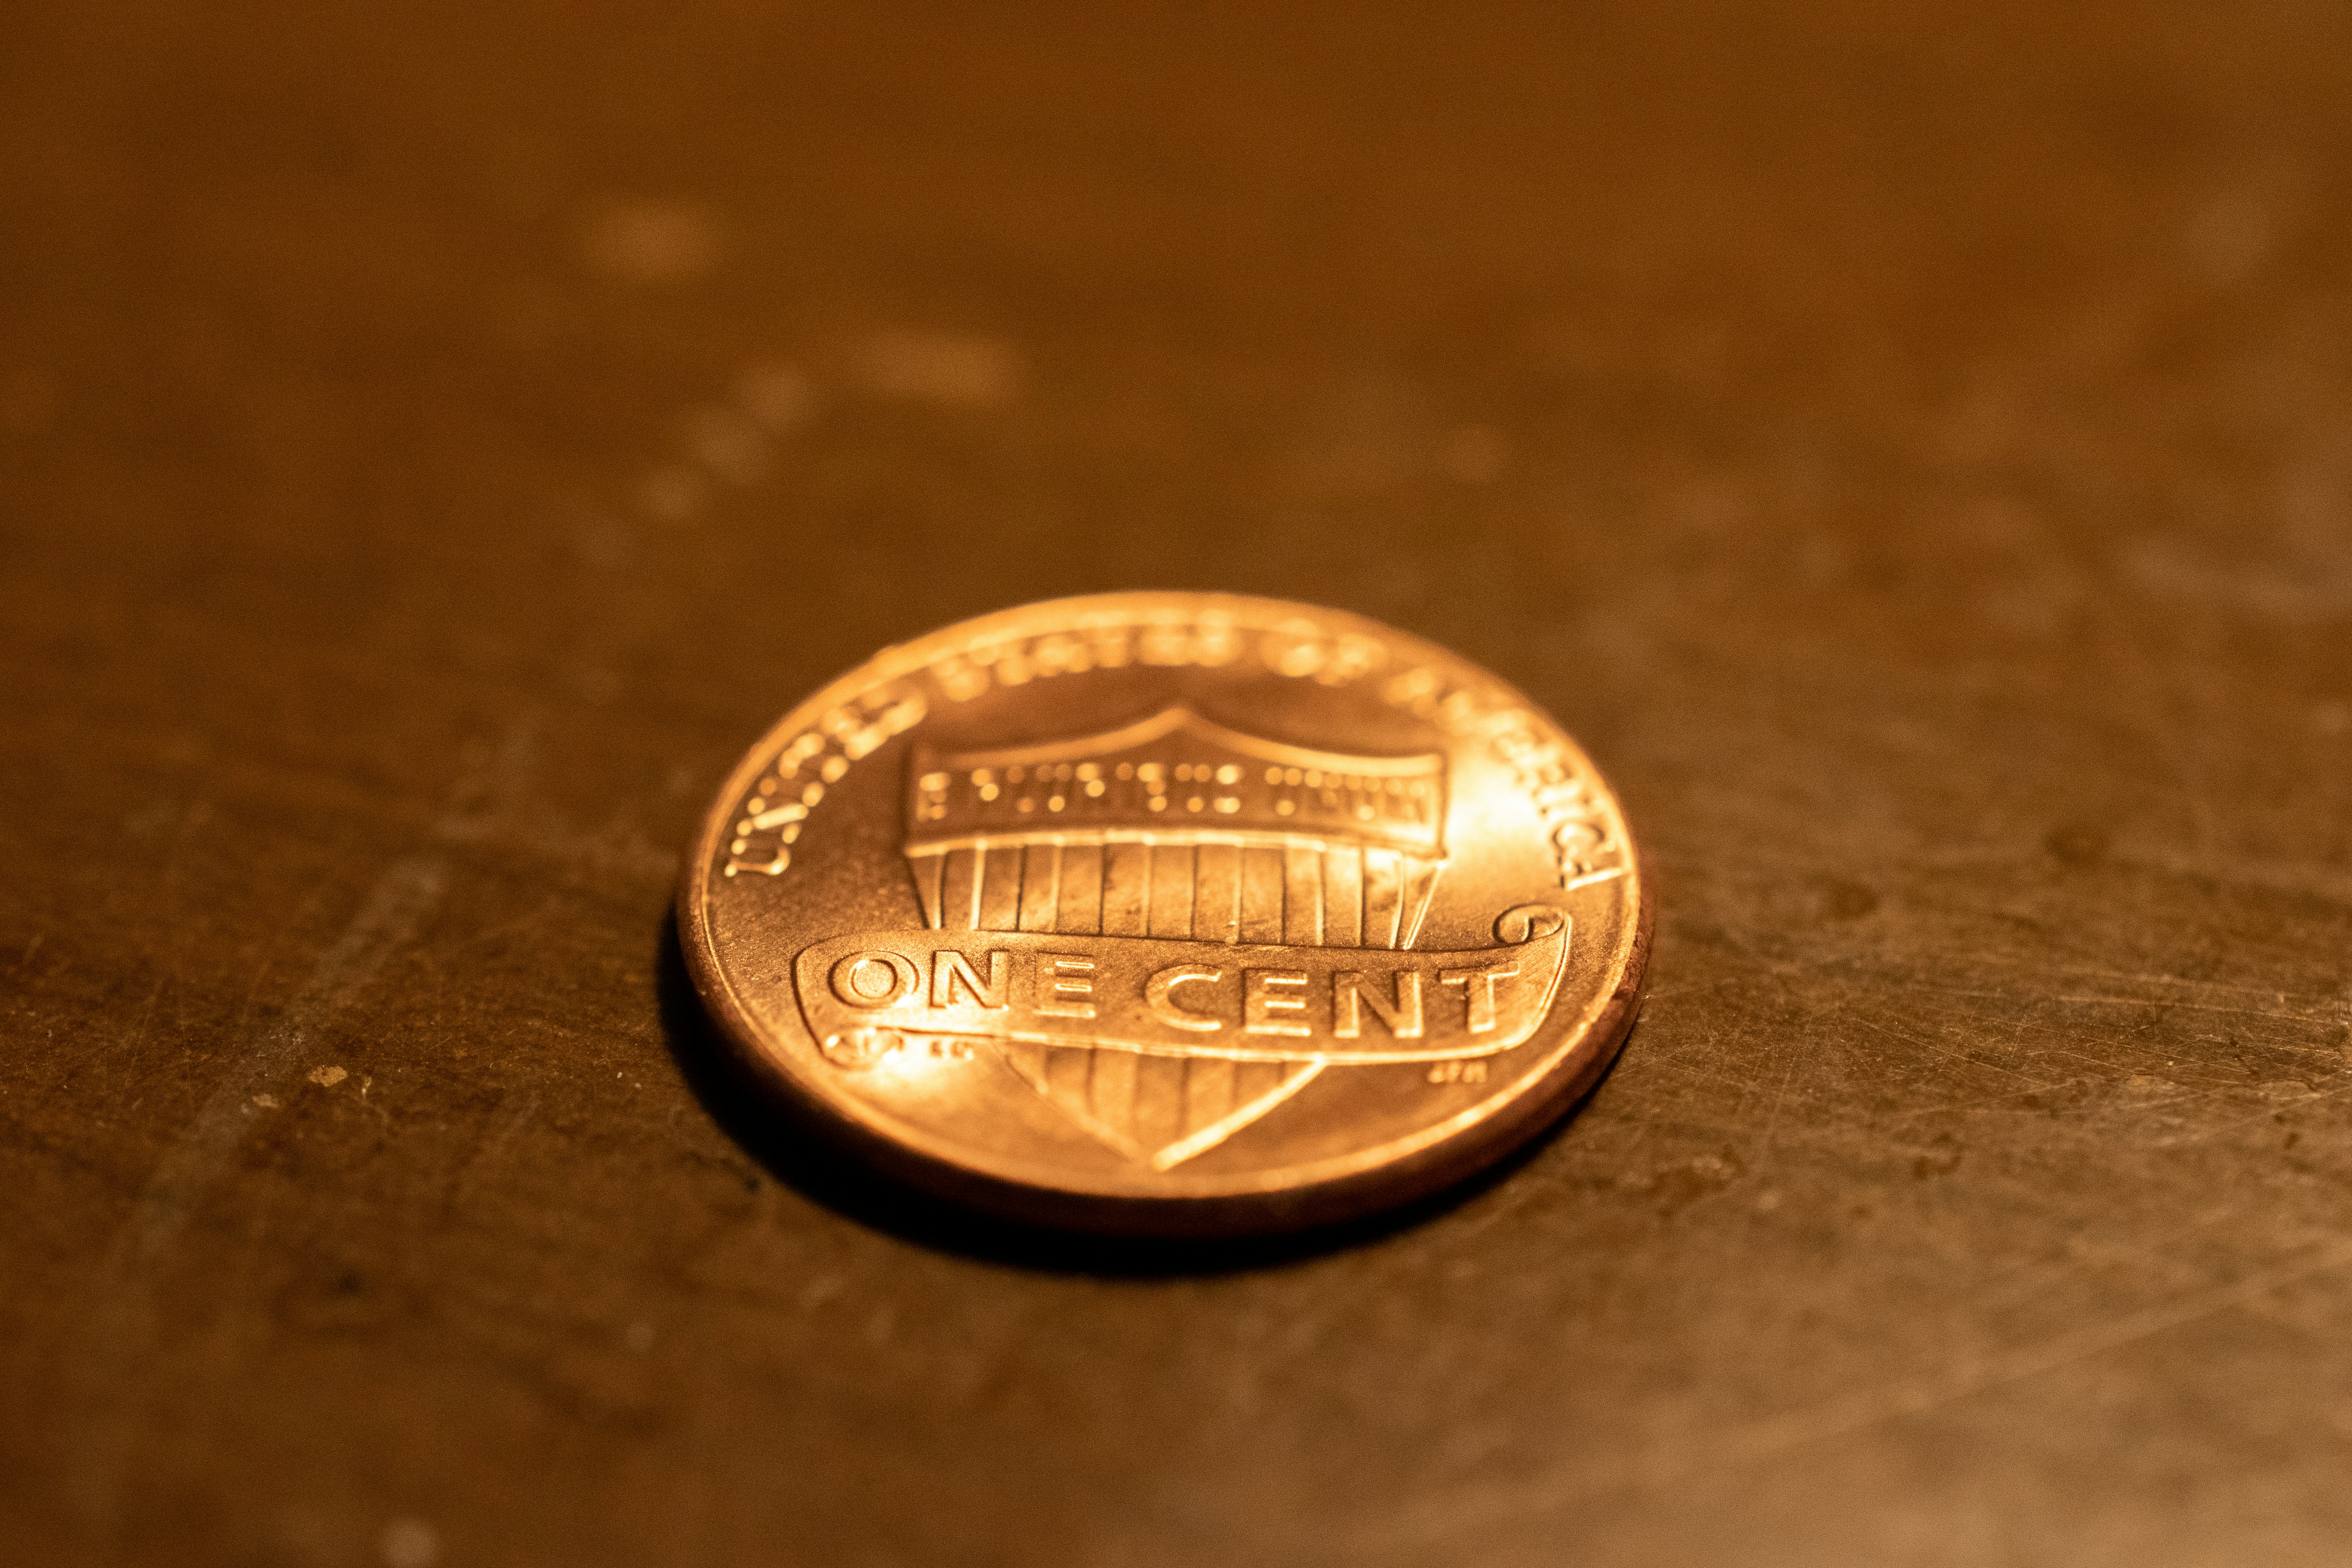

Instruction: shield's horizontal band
[794,917,1570,1066]
[907,706,1446,859]
[903,828,1430,856]
[916,707,1443,780]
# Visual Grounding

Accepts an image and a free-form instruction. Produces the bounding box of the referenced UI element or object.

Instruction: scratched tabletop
[5,3,2352,1564]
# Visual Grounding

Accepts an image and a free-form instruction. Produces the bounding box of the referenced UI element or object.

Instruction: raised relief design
[793,707,1568,1170]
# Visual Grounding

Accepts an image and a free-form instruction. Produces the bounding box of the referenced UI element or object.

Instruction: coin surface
[679,593,1648,1234]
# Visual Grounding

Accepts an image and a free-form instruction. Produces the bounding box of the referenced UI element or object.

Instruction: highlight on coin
[679,593,1648,1234]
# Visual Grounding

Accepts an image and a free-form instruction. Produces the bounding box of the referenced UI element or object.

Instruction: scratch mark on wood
[1373,1239,2352,1551]
[67,714,540,1532]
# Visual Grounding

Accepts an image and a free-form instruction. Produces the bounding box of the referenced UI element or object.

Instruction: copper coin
[678,593,1649,1234]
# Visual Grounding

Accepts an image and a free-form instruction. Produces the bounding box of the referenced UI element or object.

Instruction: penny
[678,593,1649,1235]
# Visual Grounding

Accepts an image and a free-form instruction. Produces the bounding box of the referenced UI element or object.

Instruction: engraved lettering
[933,655,991,702]
[724,849,789,878]
[1243,969,1312,1037]
[1383,665,1445,714]
[1552,818,1603,858]
[1320,633,1385,686]
[1262,620,1322,678]
[1035,953,1098,1019]
[1375,652,1629,890]
[936,617,1265,703]
[930,949,1010,1009]
[1085,622,1133,667]
[1145,965,1225,1031]
[819,1027,902,1068]
[830,951,919,1009]
[1138,621,1192,665]
[1192,613,1240,665]
[724,682,927,883]
[734,599,1641,1185]
[1261,619,1390,686]
[1440,961,1520,1033]
[1332,970,1425,1040]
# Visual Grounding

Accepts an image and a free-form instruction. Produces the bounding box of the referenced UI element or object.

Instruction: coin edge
[674,592,1650,1234]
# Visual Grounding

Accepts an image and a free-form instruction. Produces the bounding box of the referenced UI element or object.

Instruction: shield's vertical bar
[1131,1056,1187,1151]
[1089,1047,1138,1141]
[977,844,1022,931]
[908,848,946,929]
[1240,846,1285,943]
[1325,843,1363,948]
[1283,845,1323,946]
[939,848,980,932]
[1018,844,1061,932]
[1058,842,1103,934]
[1363,847,1404,948]
[1196,842,1241,943]
[1185,1056,1236,1130]
[1101,841,1148,935]
[1147,844,1194,938]
[1398,856,1443,951]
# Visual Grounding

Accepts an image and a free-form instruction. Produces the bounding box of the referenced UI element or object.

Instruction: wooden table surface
[6,3,2351,1563]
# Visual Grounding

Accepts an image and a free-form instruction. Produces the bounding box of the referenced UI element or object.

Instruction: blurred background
[4,2,2350,1564]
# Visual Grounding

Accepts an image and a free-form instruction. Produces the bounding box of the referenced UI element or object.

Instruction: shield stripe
[1018,844,1060,933]
[1058,842,1103,935]
[912,849,946,929]
[1283,844,1323,946]
[1195,842,1241,944]
[1146,844,1193,938]
[897,708,1452,1166]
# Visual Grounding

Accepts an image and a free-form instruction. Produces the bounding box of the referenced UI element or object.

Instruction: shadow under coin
[654,908,1617,1278]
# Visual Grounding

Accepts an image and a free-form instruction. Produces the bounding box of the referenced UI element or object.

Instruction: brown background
[5,2,2351,1564]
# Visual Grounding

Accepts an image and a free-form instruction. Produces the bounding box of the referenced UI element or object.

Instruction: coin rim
[677,592,1650,1235]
